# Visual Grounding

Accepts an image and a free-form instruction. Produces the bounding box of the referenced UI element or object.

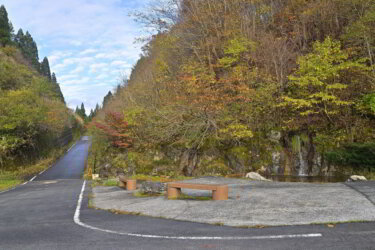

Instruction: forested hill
[90,0,375,178]
[0,5,79,169]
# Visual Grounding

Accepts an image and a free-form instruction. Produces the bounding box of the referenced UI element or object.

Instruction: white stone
[92,174,100,180]
[349,175,367,182]
[245,172,271,181]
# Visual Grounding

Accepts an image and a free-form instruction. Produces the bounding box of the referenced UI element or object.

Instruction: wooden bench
[167,182,228,200]
[118,176,137,191]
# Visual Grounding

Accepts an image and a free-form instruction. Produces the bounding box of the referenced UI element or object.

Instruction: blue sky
[0,0,149,113]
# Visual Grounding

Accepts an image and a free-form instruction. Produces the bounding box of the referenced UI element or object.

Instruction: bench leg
[126,180,137,191]
[212,186,228,200]
[167,187,181,199]
[118,181,126,189]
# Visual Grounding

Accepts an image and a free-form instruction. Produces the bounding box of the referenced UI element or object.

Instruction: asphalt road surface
[1,137,375,250]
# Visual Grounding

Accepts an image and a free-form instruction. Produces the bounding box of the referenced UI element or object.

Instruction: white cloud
[79,48,98,56]
[96,73,109,80]
[62,77,91,85]
[111,60,132,67]
[89,63,108,73]
[69,65,85,74]
[58,74,79,82]
[1,0,148,113]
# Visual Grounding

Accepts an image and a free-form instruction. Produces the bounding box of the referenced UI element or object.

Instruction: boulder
[115,169,125,177]
[99,168,110,179]
[180,150,199,176]
[347,175,367,182]
[245,172,271,182]
[140,181,166,194]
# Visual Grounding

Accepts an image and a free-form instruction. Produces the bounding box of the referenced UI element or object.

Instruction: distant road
[0,137,375,249]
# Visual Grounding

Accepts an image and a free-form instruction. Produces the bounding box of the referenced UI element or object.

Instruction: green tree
[88,109,94,122]
[94,103,100,115]
[40,57,51,80]
[16,31,40,70]
[51,72,57,83]
[281,37,370,129]
[80,103,86,118]
[75,103,87,121]
[14,28,24,46]
[341,0,375,67]
[0,5,12,46]
[102,91,113,107]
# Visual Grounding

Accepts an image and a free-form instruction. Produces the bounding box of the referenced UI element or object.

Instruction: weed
[133,191,164,198]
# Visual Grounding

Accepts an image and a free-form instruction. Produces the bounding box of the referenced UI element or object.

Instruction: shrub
[325,143,375,168]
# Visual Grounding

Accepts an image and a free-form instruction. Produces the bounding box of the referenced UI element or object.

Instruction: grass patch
[237,224,268,229]
[131,174,192,183]
[108,208,142,216]
[176,193,212,201]
[0,178,22,191]
[91,179,119,187]
[88,193,95,208]
[310,220,370,226]
[133,191,164,198]
[213,222,224,226]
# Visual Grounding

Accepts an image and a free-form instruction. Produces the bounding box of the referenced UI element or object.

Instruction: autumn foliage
[93,112,133,149]
[90,0,375,176]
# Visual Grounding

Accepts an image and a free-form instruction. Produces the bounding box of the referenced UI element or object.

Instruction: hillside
[90,0,374,178]
[0,5,80,172]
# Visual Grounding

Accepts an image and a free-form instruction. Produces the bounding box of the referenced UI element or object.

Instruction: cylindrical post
[126,179,137,190]
[167,186,181,199]
[212,185,228,200]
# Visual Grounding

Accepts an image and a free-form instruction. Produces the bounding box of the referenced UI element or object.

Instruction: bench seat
[118,176,137,191]
[167,182,228,200]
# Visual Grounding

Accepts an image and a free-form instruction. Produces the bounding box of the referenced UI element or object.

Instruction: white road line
[67,142,76,153]
[0,186,17,194]
[74,181,323,240]
[1,142,78,195]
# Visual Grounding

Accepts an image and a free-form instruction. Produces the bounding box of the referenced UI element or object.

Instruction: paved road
[1,137,375,250]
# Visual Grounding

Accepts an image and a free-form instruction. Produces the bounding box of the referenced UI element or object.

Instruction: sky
[0,0,149,113]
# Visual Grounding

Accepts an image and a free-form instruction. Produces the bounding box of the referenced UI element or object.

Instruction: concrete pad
[92,177,375,227]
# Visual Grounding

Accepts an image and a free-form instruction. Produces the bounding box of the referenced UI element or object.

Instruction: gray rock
[245,172,271,181]
[180,150,199,176]
[99,168,110,179]
[116,170,125,178]
[140,181,166,194]
[347,175,367,182]
[103,163,112,169]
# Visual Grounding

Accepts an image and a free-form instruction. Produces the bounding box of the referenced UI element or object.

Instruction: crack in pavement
[343,182,375,207]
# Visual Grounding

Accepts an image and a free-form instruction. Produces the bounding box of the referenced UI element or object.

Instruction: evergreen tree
[102,91,113,107]
[88,109,94,122]
[80,103,87,120]
[40,57,51,80]
[14,28,24,46]
[54,82,65,104]
[94,103,100,115]
[18,31,40,70]
[0,5,12,46]
[51,72,57,83]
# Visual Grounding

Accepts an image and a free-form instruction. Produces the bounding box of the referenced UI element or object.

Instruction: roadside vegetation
[87,0,375,180]
[0,136,81,191]
[0,5,84,191]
